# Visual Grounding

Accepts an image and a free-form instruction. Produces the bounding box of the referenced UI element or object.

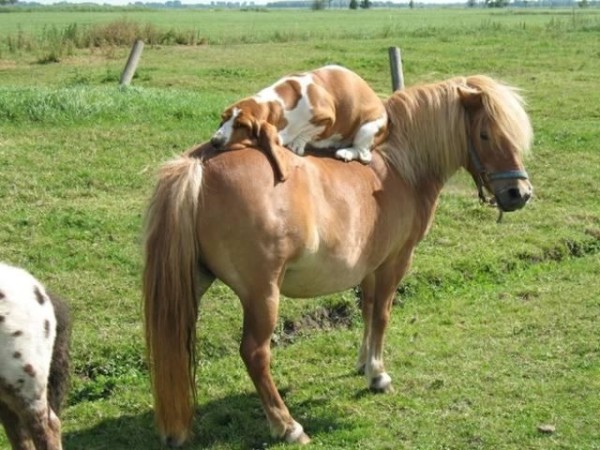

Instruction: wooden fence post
[388,47,404,92]
[120,40,144,87]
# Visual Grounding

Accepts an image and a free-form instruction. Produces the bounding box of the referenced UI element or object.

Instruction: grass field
[1,7,599,450]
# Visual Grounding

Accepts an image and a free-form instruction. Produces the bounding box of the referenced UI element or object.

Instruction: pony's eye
[480,132,489,141]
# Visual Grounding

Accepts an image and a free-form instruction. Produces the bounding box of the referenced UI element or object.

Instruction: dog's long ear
[256,120,288,183]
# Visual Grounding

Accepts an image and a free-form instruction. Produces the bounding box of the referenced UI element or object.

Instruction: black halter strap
[467,138,529,222]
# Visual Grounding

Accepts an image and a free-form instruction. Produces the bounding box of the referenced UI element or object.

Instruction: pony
[143,74,533,446]
[0,262,71,450]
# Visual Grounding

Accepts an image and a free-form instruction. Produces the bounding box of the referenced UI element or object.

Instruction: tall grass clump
[1,19,210,58]
[0,86,218,126]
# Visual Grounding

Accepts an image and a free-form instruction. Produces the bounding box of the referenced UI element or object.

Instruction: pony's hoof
[285,421,310,445]
[369,373,393,393]
[161,432,188,448]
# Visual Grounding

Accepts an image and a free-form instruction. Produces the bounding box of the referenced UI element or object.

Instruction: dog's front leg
[287,137,309,156]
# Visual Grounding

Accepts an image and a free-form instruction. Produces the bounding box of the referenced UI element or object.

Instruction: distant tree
[578,0,589,7]
[359,0,370,7]
[0,0,18,4]
[409,0,414,7]
[349,0,358,7]
[467,0,477,6]
[312,0,326,8]
[485,0,508,6]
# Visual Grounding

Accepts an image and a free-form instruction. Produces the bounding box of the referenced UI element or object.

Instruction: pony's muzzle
[494,180,533,212]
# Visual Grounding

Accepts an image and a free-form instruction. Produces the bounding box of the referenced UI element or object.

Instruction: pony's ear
[458,86,483,111]
[256,120,288,183]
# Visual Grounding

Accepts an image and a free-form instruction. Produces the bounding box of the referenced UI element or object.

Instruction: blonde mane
[380,75,533,186]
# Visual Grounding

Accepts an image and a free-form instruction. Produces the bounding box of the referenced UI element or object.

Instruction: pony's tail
[143,155,207,446]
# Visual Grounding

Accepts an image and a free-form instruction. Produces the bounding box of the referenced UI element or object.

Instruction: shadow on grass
[64,390,341,450]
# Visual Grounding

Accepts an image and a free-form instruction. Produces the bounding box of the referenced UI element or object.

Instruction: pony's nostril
[507,187,522,199]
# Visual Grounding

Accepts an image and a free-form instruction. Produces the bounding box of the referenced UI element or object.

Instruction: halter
[467,137,528,222]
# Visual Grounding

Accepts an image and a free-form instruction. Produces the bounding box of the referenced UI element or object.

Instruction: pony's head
[458,75,533,212]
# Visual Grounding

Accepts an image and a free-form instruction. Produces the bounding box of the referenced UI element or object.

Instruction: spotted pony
[0,262,71,450]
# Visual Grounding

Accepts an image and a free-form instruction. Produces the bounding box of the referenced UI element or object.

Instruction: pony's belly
[280,265,364,298]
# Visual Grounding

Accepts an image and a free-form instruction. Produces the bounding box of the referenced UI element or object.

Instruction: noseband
[467,137,528,222]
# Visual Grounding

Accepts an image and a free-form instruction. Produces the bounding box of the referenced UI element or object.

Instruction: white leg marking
[285,420,310,444]
[285,421,305,442]
[365,357,393,392]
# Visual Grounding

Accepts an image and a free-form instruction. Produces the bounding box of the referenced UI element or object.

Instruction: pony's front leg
[239,292,310,445]
[356,275,376,374]
[364,288,395,393]
[364,249,414,393]
[356,272,394,391]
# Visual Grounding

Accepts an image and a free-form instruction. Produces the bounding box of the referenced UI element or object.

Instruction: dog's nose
[210,135,225,149]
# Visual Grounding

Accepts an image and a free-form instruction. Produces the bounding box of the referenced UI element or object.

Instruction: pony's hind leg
[22,399,62,450]
[239,289,310,445]
[0,401,34,450]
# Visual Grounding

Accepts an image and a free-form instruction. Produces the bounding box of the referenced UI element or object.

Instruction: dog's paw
[358,149,372,164]
[288,140,307,156]
[335,148,358,162]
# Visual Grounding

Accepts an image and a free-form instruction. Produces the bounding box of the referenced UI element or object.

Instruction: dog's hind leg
[335,114,388,164]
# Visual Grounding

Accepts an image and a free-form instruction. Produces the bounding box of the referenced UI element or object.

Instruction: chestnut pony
[143,75,533,446]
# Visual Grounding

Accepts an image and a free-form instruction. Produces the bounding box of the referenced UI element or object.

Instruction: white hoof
[285,421,311,444]
[369,372,393,393]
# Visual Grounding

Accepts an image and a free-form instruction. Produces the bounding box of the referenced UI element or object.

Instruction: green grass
[1,6,599,450]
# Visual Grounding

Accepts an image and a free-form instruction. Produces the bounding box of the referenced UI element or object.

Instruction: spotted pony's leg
[0,400,35,450]
[23,399,62,450]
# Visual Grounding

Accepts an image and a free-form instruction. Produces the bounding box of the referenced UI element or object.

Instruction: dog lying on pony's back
[210,65,388,181]
[0,262,71,450]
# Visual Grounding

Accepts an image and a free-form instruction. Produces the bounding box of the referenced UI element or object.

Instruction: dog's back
[211,65,387,171]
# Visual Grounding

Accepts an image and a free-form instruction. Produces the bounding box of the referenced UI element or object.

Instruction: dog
[210,65,388,181]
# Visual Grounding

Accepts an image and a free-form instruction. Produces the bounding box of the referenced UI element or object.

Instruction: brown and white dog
[210,65,388,181]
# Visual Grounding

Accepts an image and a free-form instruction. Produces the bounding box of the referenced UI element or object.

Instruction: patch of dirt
[273,302,357,346]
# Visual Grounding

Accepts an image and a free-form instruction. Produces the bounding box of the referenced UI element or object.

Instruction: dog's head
[211,99,274,149]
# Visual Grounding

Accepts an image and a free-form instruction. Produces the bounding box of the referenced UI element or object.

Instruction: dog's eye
[480,132,489,141]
